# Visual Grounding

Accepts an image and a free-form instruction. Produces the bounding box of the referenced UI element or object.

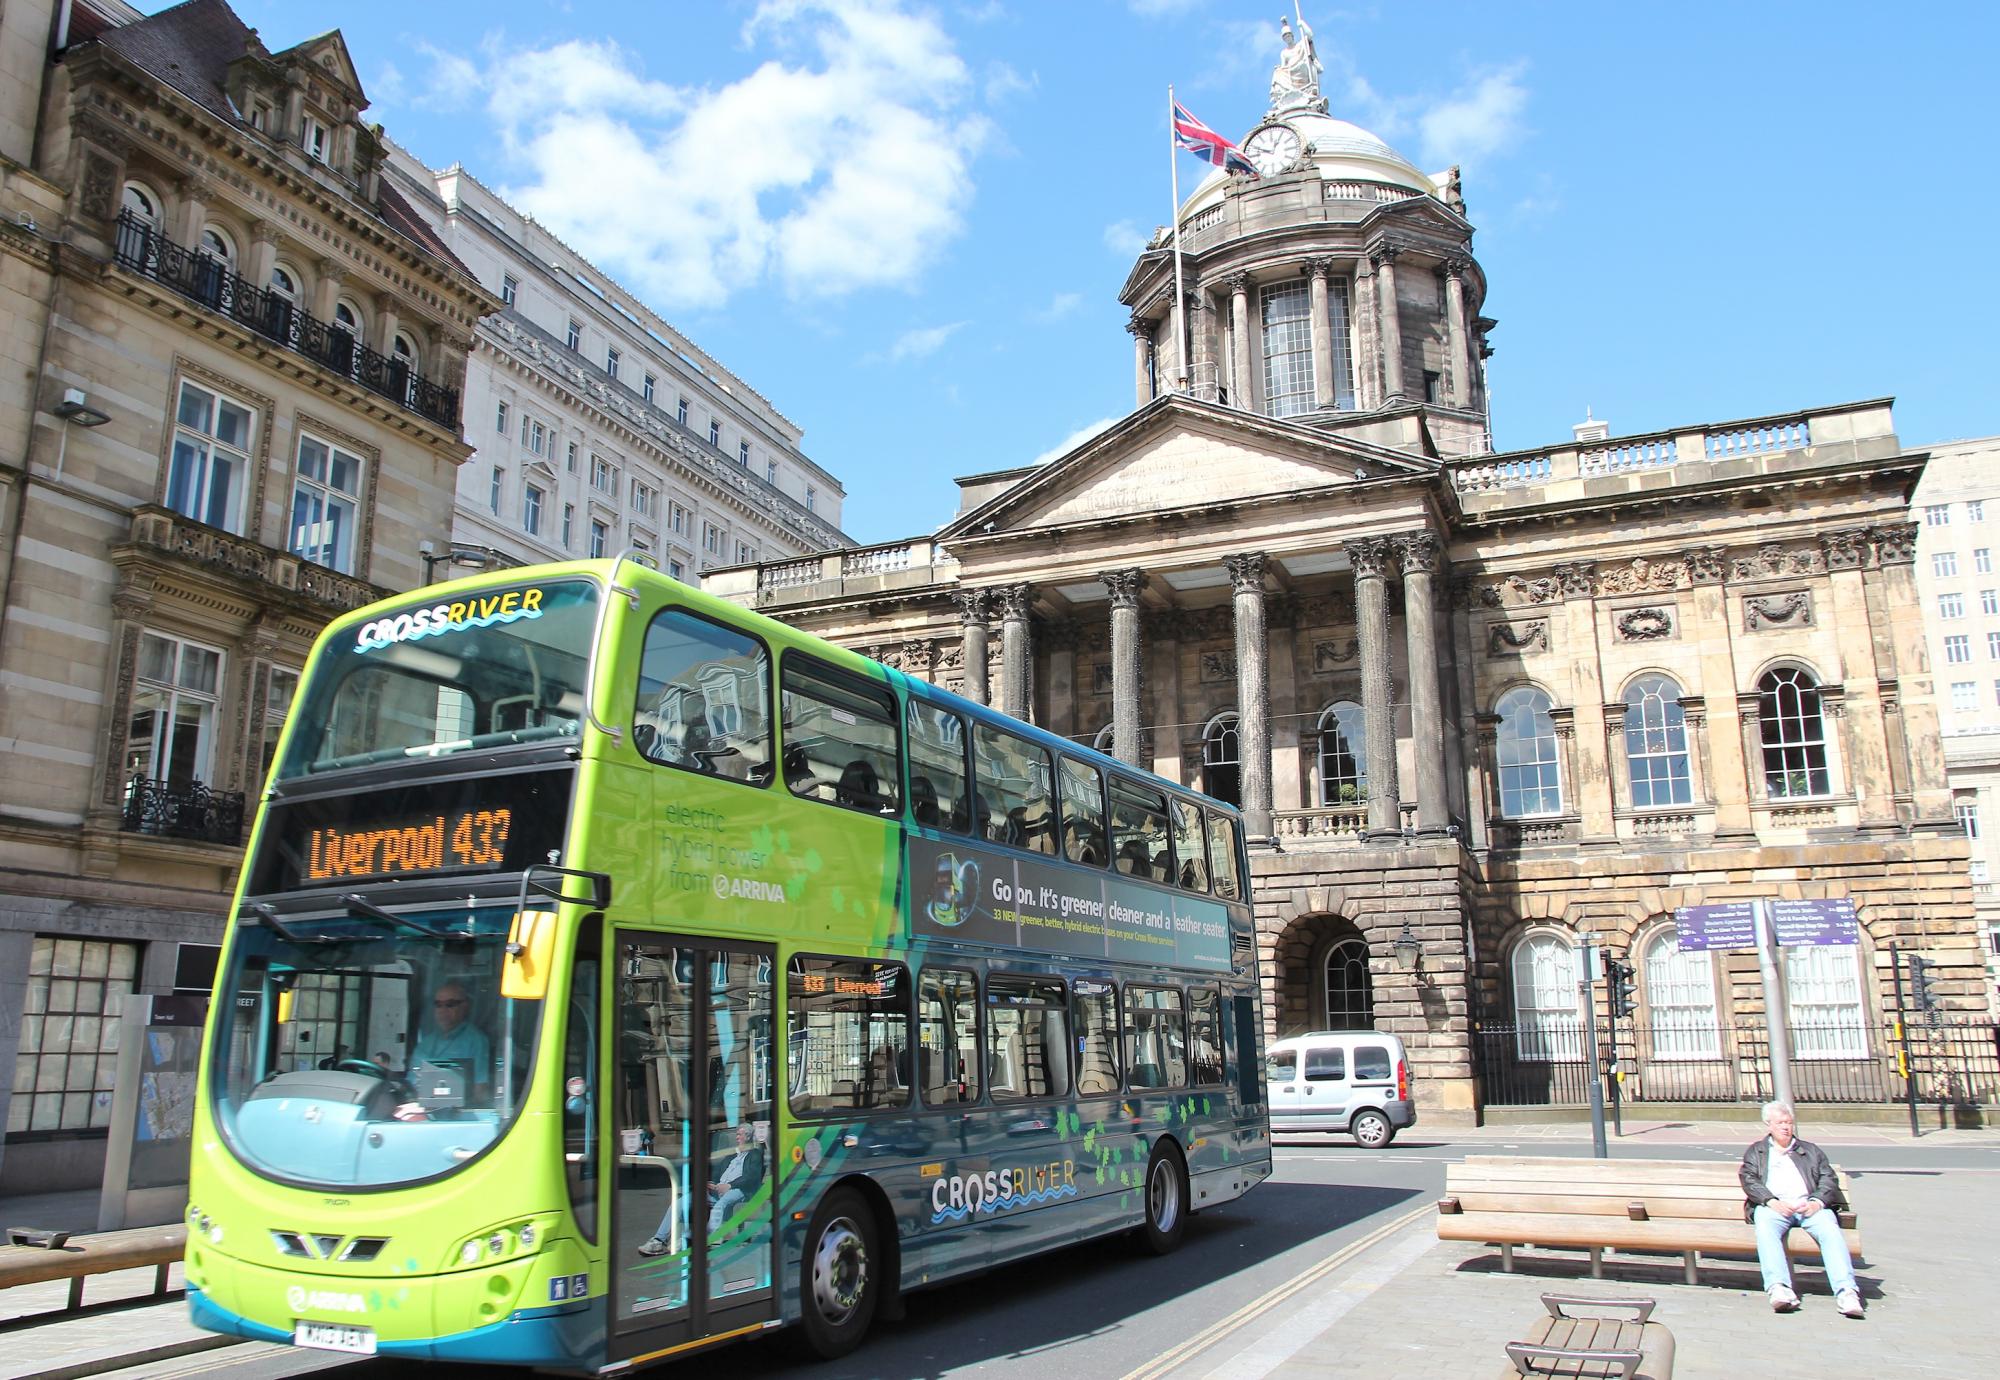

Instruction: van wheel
[797,1187,877,1359]
[1138,1142,1188,1255]
[1351,1109,1393,1149]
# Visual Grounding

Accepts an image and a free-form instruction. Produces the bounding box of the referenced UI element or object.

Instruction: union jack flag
[1173,101,1254,176]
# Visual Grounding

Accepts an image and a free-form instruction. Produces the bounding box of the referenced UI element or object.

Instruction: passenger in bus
[411,979,492,1101]
[835,759,881,811]
[783,744,816,795]
[1117,839,1151,875]
[636,1122,764,1254]
[910,775,940,827]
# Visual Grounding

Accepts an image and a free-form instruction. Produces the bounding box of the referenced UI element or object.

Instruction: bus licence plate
[294,1321,376,1355]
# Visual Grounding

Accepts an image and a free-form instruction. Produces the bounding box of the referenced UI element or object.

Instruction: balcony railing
[127,506,382,613]
[113,213,460,430]
[122,774,245,845]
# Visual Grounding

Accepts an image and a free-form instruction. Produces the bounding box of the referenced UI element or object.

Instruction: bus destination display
[305,808,512,882]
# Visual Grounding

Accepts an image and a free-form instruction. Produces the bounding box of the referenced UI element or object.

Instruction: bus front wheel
[798,1187,878,1359]
[1138,1142,1188,1255]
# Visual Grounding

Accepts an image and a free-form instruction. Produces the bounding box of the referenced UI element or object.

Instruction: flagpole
[1167,84,1188,393]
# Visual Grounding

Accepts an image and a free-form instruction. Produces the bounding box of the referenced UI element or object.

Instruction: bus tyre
[798,1187,878,1359]
[1351,1109,1393,1149]
[1138,1142,1188,1256]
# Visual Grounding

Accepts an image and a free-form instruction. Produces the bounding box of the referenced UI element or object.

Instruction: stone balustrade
[127,506,382,612]
[1272,805,1369,840]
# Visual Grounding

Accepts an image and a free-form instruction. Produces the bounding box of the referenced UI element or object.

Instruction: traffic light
[1607,957,1637,1019]
[1908,954,1938,1013]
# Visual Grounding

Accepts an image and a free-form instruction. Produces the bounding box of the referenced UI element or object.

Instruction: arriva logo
[286,1285,368,1314]
[711,873,787,904]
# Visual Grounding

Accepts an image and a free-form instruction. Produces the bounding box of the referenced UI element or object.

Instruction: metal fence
[1474,1017,2000,1109]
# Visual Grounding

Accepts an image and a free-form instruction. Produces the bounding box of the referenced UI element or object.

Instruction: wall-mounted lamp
[419,543,506,585]
[1391,922,1422,973]
[55,388,111,428]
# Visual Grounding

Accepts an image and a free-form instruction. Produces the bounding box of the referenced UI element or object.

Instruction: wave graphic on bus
[929,1180,1080,1224]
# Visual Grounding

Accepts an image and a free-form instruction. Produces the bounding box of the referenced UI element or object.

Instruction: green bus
[185,557,1271,1371]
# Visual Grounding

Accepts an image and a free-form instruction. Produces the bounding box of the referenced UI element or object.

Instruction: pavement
[0,1118,1991,1379]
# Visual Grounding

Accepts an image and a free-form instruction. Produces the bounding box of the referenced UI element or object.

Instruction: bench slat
[1438,1209,1861,1258]
[1452,1191,1751,1221]
[0,1226,186,1290]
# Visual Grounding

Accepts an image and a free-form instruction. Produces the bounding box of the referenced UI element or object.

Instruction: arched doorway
[1268,914,1375,1036]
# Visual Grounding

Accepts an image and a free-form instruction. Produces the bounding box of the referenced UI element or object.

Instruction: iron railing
[1475,1018,2000,1109]
[112,213,459,429]
[121,774,246,845]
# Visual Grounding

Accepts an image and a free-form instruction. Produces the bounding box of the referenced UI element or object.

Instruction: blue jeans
[1753,1204,1857,1295]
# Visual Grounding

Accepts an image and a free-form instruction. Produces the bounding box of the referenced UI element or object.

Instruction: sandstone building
[709,54,1984,1120]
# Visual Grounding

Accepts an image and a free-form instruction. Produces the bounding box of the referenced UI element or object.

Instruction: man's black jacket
[1739,1135,1846,1222]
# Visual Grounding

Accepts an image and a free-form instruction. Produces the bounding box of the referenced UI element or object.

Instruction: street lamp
[419,542,503,585]
[52,387,110,481]
[1391,922,1422,973]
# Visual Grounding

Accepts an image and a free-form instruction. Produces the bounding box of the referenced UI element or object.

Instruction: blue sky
[233,1,2000,545]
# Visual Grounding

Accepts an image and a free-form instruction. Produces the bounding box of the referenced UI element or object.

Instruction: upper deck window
[633,608,771,786]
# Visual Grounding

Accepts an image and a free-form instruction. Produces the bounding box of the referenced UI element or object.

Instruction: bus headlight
[518,1223,537,1249]
[460,1240,482,1265]
[487,1232,508,1257]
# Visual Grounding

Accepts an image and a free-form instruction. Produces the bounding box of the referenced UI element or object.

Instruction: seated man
[638,1122,764,1255]
[410,978,493,1103]
[1739,1100,1864,1317]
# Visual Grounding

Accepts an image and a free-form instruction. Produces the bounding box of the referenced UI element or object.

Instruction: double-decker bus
[185,557,1271,1371]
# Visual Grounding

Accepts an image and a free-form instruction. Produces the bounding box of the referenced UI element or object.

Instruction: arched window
[1202,712,1240,807]
[199,224,236,263]
[333,299,362,336]
[1495,687,1562,817]
[1624,675,1691,807]
[1323,936,1373,1030]
[1090,722,1115,753]
[268,264,300,301]
[393,333,419,369]
[1642,927,1719,1059]
[1510,931,1581,1061]
[120,181,161,224]
[1759,668,1830,798]
[1316,701,1366,806]
[1785,943,1868,1059]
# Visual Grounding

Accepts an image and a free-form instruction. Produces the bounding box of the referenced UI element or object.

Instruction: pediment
[279,32,366,108]
[942,396,1436,538]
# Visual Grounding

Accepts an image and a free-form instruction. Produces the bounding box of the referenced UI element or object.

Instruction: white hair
[1762,1100,1795,1122]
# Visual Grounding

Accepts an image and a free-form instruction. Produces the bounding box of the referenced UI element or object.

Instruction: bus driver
[412,979,493,1101]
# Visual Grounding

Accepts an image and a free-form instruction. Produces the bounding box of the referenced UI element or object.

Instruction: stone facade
[0,0,493,1190]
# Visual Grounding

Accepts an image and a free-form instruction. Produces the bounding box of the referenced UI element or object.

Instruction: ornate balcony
[125,506,383,614]
[122,775,245,845]
[112,213,459,429]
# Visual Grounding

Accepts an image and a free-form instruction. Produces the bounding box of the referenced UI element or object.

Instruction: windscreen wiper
[341,894,453,940]
[247,903,315,943]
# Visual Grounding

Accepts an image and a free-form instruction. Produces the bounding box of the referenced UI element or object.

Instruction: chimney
[1573,407,1609,444]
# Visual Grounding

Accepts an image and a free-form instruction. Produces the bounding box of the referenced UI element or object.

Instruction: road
[98,1132,2000,1380]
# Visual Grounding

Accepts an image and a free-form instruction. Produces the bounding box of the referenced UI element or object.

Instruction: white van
[1266,1031,1415,1148]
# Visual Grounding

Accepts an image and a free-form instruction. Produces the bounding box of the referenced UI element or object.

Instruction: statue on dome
[1270,14,1325,114]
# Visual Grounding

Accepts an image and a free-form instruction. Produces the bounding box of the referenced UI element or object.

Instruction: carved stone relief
[1198,646,1237,683]
[1487,620,1549,657]
[1744,591,1813,631]
[1614,606,1676,642]
[1090,661,1113,696]
[1312,637,1358,671]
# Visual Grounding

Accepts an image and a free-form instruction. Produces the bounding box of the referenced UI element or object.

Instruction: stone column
[1557,561,1615,841]
[1395,531,1448,835]
[1308,259,1335,409]
[1353,256,1379,409]
[1603,699,1634,819]
[1187,288,1214,399]
[1373,246,1405,403]
[1871,522,1950,823]
[1443,258,1470,407]
[954,589,991,706]
[1685,545,1754,837]
[998,584,1033,722]
[312,258,346,322]
[1228,273,1253,411]
[1150,613,1185,784]
[175,176,209,248]
[1347,536,1400,837]
[372,292,401,357]
[1128,315,1154,406]
[247,222,281,292]
[1822,529,1898,829]
[1225,553,1273,840]
[1101,568,1147,766]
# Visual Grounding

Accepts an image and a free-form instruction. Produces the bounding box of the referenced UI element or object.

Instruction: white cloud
[466,2,988,310]
[1032,292,1081,323]
[876,321,967,363]
[1103,220,1151,257]
[984,62,1034,105]
[369,61,406,111]
[411,40,483,113]
[1127,0,1204,15]
[1415,64,1529,166]
[1029,417,1118,468]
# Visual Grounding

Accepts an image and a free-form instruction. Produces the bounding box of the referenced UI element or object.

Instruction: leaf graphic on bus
[830,886,845,912]
[802,849,824,873]
[750,825,775,855]
[1082,1126,1097,1153]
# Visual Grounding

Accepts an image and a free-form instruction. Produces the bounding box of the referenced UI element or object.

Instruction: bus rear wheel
[1138,1142,1188,1255]
[798,1187,878,1359]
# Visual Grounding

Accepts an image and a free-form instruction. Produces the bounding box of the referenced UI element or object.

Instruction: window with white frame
[125,631,223,791]
[670,503,690,537]
[121,180,162,225]
[739,440,751,468]
[1926,504,1951,526]
[260,666,298,784]
[643,373,656,403]
[631,479,657,518]
[765,458,778,485]
[1934,551,1958,578]
[676,397,689,427]
[806,485,817,513]
[1624,674,1692,807]
[9,938,140,1132]
[606,347,620,380]
[500,274,517,307]
[166,380,254,533]
[523,484,544,537]
[488,466,503,514]
[289,433,361,573]
[1978,549,1993,574]
[1495,686,1563,817]
[496,400,509,434]
[1510,932,1582,1061]
[1989,632,2000,660]
[1641,928,1721,1059]
[269,263,299,302]
[1954,681,1978,713]
[522,415,546,455]
[566,440,578,473]
[708,418,722,448]
[561,503,574,549]
[1315,701,1366,805]
[1947,635,1972,664]
[1956,797,1980,840]
[1973,500,1987,522]
[566,319,582,351]
[704,522,723,555]
[735,541,756,563]
[1758,667,1830,797]
[589,520,608,559]
[1784,944,1869,1059]
[1941,592,1965,619]
[303,115,329,163]
[1258,279,1316,418]
[1984,590,1999,616]
[592,454,614,492]
[669,558,686,580]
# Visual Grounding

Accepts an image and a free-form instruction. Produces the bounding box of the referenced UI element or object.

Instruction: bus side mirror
[502,910,558,1000]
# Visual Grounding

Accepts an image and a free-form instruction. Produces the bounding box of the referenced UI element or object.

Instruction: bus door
[610,935,777,1360]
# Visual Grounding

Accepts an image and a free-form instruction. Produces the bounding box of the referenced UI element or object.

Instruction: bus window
[1125,985,1188,1090]
[1188,985,1225,1086]
[1206,809,1243,900]
[907,701,971,833]
[780,657,901,816]
[786,956,910,1115]
[1110,779,1171,882]
[986,974,1069,1100]
[917,968,980,1104]
[1071,979,1121,1095]
[562,917,601,1241]
[972,723,1055,854]
[1057,756,1107,866]
[1170,797,1209,892]
[634,608,771,785]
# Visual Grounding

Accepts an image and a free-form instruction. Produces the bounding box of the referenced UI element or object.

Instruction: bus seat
[1117,839,1149,874]
[836,760,879,810]
[1152,849,1172,881]
[911,776,940,827]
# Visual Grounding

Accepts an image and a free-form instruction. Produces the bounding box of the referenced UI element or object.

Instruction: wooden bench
[1501,1294,1674,1380]
[0,1224,187,1312]
[1437,1156,1862,1285]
